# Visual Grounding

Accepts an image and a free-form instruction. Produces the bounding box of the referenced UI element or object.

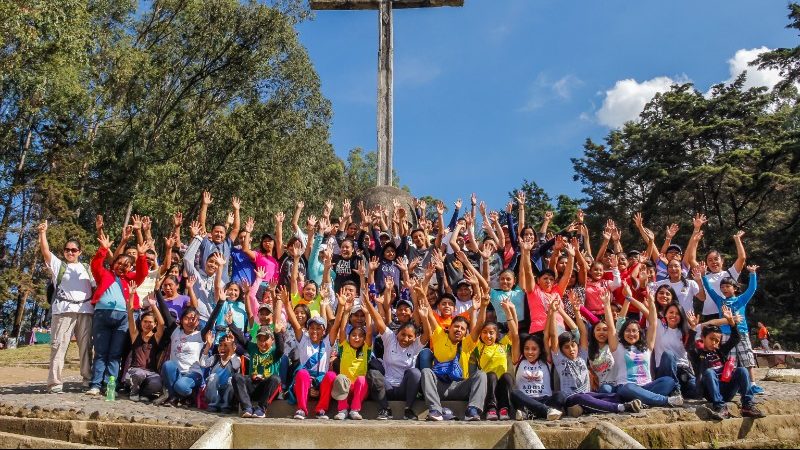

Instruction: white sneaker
[293,410,306,420]
[48,385,63,394]
[515,409,527,421]
[333,410,348,420]
[546,408,562,421]
[129,394,140,402]
[85,387,100,396]
[348,410,363,420]
[668,395,684,407]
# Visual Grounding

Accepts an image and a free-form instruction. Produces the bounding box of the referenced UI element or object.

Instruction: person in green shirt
[234,297,285,419]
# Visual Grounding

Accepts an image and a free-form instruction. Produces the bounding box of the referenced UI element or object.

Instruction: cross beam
[311,0,463,186]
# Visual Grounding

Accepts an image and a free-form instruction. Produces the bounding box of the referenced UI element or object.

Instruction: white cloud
[720,47,783,91]
[596,76,686,128]
[519,73,583,112]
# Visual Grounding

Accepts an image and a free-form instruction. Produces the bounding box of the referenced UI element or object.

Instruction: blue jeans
[598,383,617,394]
[90,309,129,389]
[657,351,699,398]
[417,348,433,370]
[703,367,753,408]
[617,376,676,406]
[161,360,203,398]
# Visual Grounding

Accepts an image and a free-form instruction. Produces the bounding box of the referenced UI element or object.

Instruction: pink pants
[314,372,369,413]
[293,370,335,414]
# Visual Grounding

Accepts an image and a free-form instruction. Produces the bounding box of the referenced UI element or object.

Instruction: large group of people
[40,192,767,421]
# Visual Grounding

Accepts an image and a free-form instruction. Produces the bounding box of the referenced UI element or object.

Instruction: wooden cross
[311,0,464,187]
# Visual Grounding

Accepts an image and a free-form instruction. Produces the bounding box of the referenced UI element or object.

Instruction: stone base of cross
[311,0,464,186]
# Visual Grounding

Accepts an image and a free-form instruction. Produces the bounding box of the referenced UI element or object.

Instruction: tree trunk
[0,126,33,264]
[11,290,29,339]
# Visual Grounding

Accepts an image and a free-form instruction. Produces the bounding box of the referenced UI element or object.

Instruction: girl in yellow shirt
[475,299,519,420]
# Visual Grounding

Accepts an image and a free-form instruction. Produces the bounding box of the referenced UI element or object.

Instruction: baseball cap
[666,244,683,254]
[258,302,272,313]
[331,374,351,401]
[627,250,641,258]
[350,304,364,315]
[395,298,414,310]
[256,327,274,339]
[308,315,327,330]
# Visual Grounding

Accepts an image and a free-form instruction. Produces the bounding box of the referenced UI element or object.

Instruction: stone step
[689,438,794,449]
[234,399,472,420]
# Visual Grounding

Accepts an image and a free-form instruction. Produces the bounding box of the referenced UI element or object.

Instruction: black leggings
[511,390,566,418]
[485,372,514,411]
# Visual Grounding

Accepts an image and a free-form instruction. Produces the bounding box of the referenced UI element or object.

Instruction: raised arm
[515,191,526,236]
[684,213,707,267]
[364,287,387,335]
[289,240,302,296]
[448,198,461,231]
[126,281,140,342]
[291,201,304,235]
[185,276,199,308]
[160,235,176,276]
[150,292,166,343]
[557,239,577,293]
[38,221,52,266]
[646,290,658,351]
[660,223,679,258]
[633,213,658,263]
[732,231,747,273]
[596,219,613,263]
[540,211,553,236]
[468,288,489,343]
[329,291,351,346]
[519,236,535,292]
[603,291,619,352]
[274,212,285,259]
[569,291,588,351]
[199,191,212,232]
[280,286,303,342]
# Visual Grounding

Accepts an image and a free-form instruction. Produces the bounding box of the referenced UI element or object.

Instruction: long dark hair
[618,318,648,352]
[663,302,691,345]
[588,321,611,361]
[654,285,678,317]
[520,334,546,364]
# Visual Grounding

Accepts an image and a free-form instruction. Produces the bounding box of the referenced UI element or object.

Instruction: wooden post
[376,0,393,186]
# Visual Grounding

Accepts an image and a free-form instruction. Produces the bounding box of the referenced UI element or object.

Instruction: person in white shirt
[39,221,95,393]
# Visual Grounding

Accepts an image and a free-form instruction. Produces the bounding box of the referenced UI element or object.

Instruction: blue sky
[296,0,795,210]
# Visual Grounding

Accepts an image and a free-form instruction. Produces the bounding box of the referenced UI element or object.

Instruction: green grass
[0,343,78,366]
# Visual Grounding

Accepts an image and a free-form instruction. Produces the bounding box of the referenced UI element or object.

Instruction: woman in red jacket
[85,230,149,396]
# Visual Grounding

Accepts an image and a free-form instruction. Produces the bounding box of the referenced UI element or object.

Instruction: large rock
[353,185,416,227]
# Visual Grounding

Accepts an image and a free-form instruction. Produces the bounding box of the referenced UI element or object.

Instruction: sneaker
[316,410,330,420]
[465,406,482,422]
[48,385,64,394]
[567,405,583,417]
[348,410,363,420]
[207,406,220,413]
[702,404,731,421]
[333,410,347,420]
[668,395,684,408]
[750,384,765,395]
[485,408,498,421]
[85,387,100,396]
[546,408,563,421]
[376,408,392,420]
[293,410,306,420]
[426,410,444,421]
[403,408,417,421]
[499,408,511,421]
[241,408,253,418]
[624,399,643,413]
[515,409,528,421]
[128,394,140,402]
[741,404,766,419]
[442,407,456,421]
[253,408,266,418]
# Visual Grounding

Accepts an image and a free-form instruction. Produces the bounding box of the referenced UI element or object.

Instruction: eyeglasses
[64,248,80,253]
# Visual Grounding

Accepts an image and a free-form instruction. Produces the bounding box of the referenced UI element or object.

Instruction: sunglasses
[64,248,80,253]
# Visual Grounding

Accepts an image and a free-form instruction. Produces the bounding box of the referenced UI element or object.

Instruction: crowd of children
[39,192,767,421]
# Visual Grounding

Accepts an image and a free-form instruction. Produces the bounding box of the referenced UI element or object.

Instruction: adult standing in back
[39,220,96,393]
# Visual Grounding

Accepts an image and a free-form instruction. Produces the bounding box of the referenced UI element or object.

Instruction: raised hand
[189,220,202,238]
[98,230,113,250]
[245,217,255,234]
[490,210,500,223]
[454,198,463,209]
[128,280,138,293]
[601,290,613,307]
[290,240,303,259]
[464,212,474,228]
[721,305,734,323]
[395,256,409,272]
[666,223,679,239]
[564,241,576,257]
[38,220,48,234]
[275,211,285,224]
[633,212,644,228]
[95,215,104,231]
[306,215,317,231]
[165,234,176,249]
[131,214,143,230]
[643,227,655,243]
[187,276,197,289]
[746,265,759,273]
[231,196,241,211]
[408,256,423,272]
[691,264,704,280]
[173,211,183,228]
[569,290,581,312]
[471,193,477,206]
[324,200,334,216]
[202,191,213,206]
[435,201,445,216]
[576,209,585,223]
[369,256,380,272]
[505,202,513,214]
[515,190,526,205]
[296,200,305,211]
[686,311,698,329]
[479,201,487,217]
[137,239,154,256]
[611,225,622,242]
[602,222,613,241]
[608,253,619,269]
[544,211,554,221]
[417,300,429,318]
[255,266,267,280]
[520,235,535,252]
[318,217,331,235]
[225,309,234,325]
[384,276,395,293]
[240,279,250,295]
[733,230,746,241]
[226,211,235,226]
[693,213,708,231]
[342,199,352,218]
[141,216,152,232]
